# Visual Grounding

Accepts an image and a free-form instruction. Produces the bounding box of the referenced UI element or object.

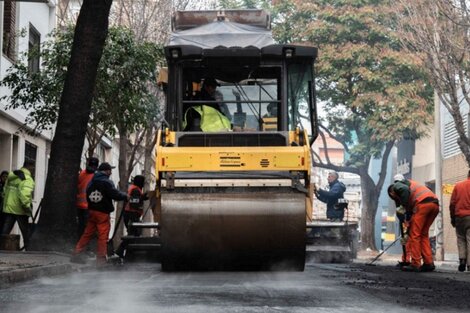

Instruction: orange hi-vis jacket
[76,170,94,209]
[408,179,438,211]
[450,178,470,218]
[124,184,143,215]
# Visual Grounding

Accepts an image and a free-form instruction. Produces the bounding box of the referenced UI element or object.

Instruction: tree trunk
[30,0,113,252]
[113,128,129,248]
[359,168,380,251]
[142,128,158,235]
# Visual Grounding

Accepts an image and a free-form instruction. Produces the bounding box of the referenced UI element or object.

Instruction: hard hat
[394,174,405,182]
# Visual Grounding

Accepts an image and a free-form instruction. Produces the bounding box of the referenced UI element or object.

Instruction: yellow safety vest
[183,105,231,132]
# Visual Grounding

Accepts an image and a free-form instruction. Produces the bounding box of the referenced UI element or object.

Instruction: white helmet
[393,174,405,182]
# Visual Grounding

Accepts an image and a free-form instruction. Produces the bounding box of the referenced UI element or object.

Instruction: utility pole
[434,90,444,261]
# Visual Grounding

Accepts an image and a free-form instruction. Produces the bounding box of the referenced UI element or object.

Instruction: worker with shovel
[387,175,439,272]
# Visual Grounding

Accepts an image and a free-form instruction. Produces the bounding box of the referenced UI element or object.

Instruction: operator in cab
[183,77,231,132]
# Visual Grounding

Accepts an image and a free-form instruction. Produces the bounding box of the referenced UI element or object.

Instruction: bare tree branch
[395,0,470,166]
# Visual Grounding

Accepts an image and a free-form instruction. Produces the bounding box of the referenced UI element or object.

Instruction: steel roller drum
[160,191,306,271]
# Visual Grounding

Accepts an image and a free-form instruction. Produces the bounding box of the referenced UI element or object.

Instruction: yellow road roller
[154,9,319,271]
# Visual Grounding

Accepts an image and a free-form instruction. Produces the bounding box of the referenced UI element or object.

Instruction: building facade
[1,1,57,243]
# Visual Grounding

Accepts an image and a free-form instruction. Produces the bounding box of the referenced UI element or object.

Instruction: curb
[0,263,77,285]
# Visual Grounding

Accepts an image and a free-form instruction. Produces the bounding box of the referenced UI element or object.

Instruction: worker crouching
[388,176,439,272]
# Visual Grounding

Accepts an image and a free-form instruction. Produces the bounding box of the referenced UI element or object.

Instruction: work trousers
[455,215,470,262]
[408,201,439,267]
[74,210,110,263]
[76,207,89,240]
[1,213,30,250]
[115,211,142,258]
[124,211,142,237]
[401,240,412,263]
[398,218,412,263]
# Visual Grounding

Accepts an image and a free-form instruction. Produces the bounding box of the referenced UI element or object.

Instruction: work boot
[458,259,466,272]
[396,261,410,269]
[401,265,420,272]
[107,253,124,265]
[420,263,436,272]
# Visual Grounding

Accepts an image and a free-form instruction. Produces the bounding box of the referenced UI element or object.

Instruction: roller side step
[306,221,359,264]
[120,236,161,262]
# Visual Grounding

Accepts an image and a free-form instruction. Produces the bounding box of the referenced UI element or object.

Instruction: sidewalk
[0,250,87,285]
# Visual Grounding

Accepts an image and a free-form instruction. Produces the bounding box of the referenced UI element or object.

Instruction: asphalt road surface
[0,262,469,313]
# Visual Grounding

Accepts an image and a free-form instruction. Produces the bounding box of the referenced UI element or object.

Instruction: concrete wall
[441,154,468,260]
[413,128,436,185]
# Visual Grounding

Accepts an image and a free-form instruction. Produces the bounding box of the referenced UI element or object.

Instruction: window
[2,0,17,60]
[24,141,37,179]
[443,114,468,159]
[28,24,41,74]
[287,62,313,132]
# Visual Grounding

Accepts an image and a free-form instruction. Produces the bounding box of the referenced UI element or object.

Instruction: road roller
[121,10,359,269]
[147,9,319,271]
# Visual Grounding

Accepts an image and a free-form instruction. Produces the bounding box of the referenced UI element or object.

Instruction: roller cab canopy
[163,10,319,143]
[168,19,274,49]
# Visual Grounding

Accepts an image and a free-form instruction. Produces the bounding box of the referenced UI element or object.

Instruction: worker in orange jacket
[113,175,148,260]
[388,176,439,272]
[123,175,148,237]
[76,157,99,238]
[449,169,470,272]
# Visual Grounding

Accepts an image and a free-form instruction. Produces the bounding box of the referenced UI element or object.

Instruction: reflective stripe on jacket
[408,179,437,209]
[125,184,143,215]
[86,171,127,214]
[76,170,94,209]
[183,105,231,132]
[2,168,35,216]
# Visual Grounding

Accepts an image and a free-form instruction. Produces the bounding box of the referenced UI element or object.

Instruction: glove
[451,217,456,228]
[403,220,410,229]
[396,205,405,215]
[142,191,150,201]
[400,233,409,245]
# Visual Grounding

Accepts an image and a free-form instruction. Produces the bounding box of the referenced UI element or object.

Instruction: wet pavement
[0,249,462,285]
[0,249,469,312]
[0,262,435,313]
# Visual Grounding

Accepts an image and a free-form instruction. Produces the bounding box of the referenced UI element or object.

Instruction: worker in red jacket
[388,177,439,272]
[113,175,148,261]
[449,170,470,272]
[76,157,99,238]
[123,175,148,236]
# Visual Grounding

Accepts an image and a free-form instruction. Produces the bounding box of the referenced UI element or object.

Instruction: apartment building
[1,1,57,226]
[394,95,470,261]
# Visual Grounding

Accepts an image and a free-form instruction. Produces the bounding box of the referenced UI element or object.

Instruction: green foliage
[0,25,164,136]
[93,26,162,135]
[1,27,73,132]
[272,0,433,165]
[270,0,306,44]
